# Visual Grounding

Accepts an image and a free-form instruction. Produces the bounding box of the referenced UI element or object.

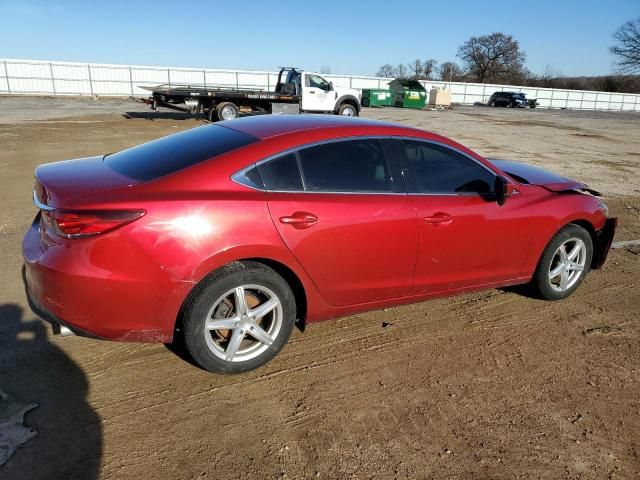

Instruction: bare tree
[438,61,463,82]
[395,63,407,78]
[538,64,562,87]
[457,32,526,83]
[376,64,396,78]
[319,65,332,74]
[409,59,423,79]
[422,59,438,80]
[610,17,640,74]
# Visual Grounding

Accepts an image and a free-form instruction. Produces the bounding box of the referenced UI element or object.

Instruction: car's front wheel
[183,262,296,374]
[532,224,593,300]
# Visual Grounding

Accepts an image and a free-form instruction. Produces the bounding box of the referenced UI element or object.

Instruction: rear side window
[105,125,258,181]
[298,139,392,192]
[257,153,303,191]
[402,141,495,194]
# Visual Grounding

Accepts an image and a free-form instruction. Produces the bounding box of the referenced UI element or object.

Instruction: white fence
[2,58,640,112]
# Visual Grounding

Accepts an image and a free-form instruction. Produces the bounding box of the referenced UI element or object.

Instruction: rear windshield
[105,125,258,181]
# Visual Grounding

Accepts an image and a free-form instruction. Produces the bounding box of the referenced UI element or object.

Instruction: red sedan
[23,115,617,373]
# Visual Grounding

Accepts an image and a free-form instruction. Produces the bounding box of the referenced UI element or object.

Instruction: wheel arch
[570,218,617,270]
[175,257,309,338]
[548,219,599,269]
[334,95,360,113]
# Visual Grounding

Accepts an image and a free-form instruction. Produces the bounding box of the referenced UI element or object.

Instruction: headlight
[597,199,609,218]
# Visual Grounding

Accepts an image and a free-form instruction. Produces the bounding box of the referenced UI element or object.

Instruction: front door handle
[279,212,318,228]
[424,212,453,225]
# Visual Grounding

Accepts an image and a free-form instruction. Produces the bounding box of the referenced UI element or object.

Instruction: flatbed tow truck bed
[139,67,361,121]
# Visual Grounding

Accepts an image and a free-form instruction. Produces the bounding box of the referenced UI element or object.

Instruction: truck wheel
[337,103,358,117]
[215,102,239,121]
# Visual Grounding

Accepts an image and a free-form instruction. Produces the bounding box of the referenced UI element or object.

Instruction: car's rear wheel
[489,101,496,107]
[183,262,295,374]
[532,224,593,300]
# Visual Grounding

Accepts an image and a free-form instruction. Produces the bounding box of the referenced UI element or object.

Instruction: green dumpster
[388,78,427,109]
[361,88,393,107]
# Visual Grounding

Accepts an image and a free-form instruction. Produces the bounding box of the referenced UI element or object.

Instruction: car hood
[488,158,600,195]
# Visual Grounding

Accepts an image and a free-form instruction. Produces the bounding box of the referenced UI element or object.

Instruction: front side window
[402,141,495,194]
[305,74,330,90]
[298,139,392,193]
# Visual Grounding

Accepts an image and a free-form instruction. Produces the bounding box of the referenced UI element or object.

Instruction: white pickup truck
[143,67,362,121]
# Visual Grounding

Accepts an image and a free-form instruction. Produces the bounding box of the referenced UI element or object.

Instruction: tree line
[376,18,640,94]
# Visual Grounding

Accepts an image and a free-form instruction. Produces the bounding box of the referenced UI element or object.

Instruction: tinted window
[105,125,258,181]
[257,153,303,191]
[402,141,495,194]
[233,166,264,189]
[299,140,392,192]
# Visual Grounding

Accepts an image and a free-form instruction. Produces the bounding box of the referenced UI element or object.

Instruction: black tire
[183,261,296,374]
[489,101,496,107]
[337,103,359,117]
[215,102,239,121]
[531,224,593,301]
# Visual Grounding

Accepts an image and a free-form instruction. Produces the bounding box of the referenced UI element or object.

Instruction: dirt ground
[0,97,639,480]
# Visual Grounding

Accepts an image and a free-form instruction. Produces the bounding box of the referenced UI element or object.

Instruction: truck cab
[275,68,361,116]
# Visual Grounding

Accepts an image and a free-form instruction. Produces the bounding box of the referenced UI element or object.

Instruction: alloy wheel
[548,238,587,292]
[203,284,282,362]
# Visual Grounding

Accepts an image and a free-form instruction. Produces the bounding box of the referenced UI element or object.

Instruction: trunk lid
[488,158,596,194]
[34,156,139,208]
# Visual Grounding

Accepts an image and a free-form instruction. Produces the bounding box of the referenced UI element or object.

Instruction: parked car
[23,115,616,374]
[488,91,537,108]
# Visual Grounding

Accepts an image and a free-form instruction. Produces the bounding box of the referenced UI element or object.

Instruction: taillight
[43,209,145,238]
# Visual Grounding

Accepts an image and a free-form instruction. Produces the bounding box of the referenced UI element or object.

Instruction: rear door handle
[279,212,318,228]
[424,212,453,224]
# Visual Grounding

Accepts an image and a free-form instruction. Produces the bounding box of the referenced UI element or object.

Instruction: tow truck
[141,67,362,121]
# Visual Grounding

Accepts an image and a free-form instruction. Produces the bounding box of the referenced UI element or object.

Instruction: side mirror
[495,175,517,205]
[328,81,334,91]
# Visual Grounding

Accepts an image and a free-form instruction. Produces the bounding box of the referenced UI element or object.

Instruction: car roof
[220,114,414,140]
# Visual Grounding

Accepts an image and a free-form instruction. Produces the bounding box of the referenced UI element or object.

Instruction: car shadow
[498,283,542,299]
[0,303,101,480]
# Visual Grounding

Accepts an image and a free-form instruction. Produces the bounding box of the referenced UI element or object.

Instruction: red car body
[23,115,616,343]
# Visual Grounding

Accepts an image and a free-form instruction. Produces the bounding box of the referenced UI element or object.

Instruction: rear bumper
[592,217,618,269]
[22,219,191,343]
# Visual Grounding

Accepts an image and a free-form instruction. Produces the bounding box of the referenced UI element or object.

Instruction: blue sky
[1,0,638,77]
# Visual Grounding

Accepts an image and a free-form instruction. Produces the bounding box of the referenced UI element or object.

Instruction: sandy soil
[0,98,639,479]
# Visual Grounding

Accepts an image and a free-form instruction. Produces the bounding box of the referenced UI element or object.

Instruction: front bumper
[22,218,191,343]
[592,217,618,269]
